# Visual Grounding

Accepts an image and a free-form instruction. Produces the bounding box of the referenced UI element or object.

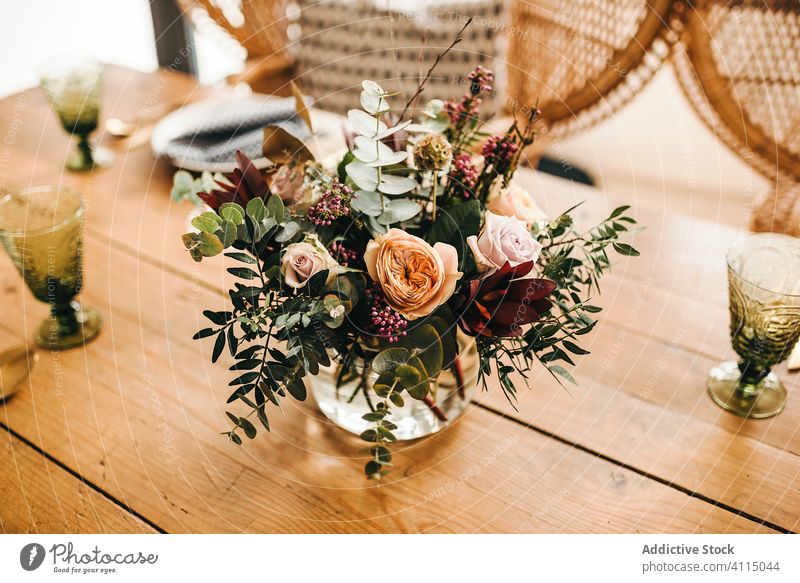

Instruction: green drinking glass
[0,186,102,350]
[707,233,800,418]
[39,57,114,172]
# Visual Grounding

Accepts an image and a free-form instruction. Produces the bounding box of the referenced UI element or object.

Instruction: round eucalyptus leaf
[377,199,422,225]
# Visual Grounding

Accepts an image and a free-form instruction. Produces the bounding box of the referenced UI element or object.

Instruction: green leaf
[307,269,330,295]
[377,199,422,225]
[372,348,410,373]
[426,315,457,369]
[191,211,222,233]
[266,194,285,223]
[226,411,239,426]
[196,232,224,257]
[426,199,481,264]
[398,323,443,377]
[609,205,631,219]
[219,203,244,225]
[218,219,238,247]
[351,190,383,217]
[238,417,257,439]
[549,365,577,385]
[246,198,267,222]
[203,310,231,325]
[360,429,379,442]
[562,340,590,355]
[395,364,422,389]
[212,331,226,363]
[286,378,307,401]
[389,393,404,407]
[224,251,257,264]
[230,432,243,445]
[229,372,260,386]
[364,460,382,477]
[228,267,258,280]
[256,408,270,431]
[612,242,640,257]
[193,328,216,340]
[362,411,387,422]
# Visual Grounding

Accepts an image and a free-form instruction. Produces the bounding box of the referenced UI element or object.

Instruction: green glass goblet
[707,233,800,418]
[0,186,102,350]
[39,57,114,172]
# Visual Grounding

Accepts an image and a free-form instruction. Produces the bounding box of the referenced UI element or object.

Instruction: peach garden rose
[364,229,462,320]
[487,184,547,227]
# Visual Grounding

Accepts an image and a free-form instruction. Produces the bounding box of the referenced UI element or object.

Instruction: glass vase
[311,336,479,440]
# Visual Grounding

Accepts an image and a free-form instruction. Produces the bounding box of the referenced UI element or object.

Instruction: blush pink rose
[281,234,338,288]
[364,228,462,320]
[487,184,547,227]
[467,211,542,275]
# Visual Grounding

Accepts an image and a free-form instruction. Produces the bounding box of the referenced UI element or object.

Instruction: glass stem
[51,301,80,338]
[736,358,770,398]
[76,134,94,167]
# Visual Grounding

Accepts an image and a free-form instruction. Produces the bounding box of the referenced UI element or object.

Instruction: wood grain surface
[0,66,796,533]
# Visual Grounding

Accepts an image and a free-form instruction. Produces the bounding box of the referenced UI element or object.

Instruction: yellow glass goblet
[0,186,102,350]
[708,233,800,418]
[39,57,114,172]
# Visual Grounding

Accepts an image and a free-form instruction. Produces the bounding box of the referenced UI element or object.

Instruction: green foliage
[474,204,640,404]
[425,199,481,269]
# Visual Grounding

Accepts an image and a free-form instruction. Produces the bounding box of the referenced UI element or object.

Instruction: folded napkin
[161,96,313,165]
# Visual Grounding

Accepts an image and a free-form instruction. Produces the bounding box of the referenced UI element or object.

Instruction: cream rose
[467,211,542,274]
[487,184,547,227]
[281,234,338,288]
[364,229,462,320]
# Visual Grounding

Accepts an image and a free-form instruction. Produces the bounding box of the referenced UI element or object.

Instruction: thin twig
[399,18,473,119]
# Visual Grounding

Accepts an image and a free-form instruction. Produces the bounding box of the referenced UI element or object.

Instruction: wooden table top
[0,66,797,534]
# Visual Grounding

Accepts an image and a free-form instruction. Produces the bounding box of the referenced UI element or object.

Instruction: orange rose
[364,229,462,320]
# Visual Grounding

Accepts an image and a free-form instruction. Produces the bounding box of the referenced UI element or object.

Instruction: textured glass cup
[39,58,113,172]
[707,233,800,418]
[0,186,102,350]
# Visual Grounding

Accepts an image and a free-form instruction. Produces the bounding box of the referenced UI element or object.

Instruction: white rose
[281,234,338,288]
[487,184,547,227]
[467,211,543,275]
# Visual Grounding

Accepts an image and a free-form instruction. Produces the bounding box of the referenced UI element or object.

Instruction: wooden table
[0,66,797,534]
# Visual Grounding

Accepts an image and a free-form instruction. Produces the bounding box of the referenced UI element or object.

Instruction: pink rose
[269,163,313,208]
[281,234,338,288]
[364,228,462,320]
[467,211,542,275]
[487,184,547,227]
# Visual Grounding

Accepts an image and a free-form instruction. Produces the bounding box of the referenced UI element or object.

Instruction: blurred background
[1,0,779,230]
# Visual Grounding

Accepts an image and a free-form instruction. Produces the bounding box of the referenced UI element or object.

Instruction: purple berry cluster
[367,284,407,343]
[448,153,479,199]
[444,96,481,125]
[328,241,360,268]
[467,65,494,95]
[307,181,354,226]
[444,66,495,125]
[482,135,518,166]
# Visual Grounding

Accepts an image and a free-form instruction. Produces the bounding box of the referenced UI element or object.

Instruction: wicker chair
[294,0,505,115]
[506,1,687,141]
[673,0,800,235]
[176,0,295,94]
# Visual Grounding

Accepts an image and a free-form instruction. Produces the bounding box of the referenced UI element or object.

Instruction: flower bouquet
[180,56,638,479]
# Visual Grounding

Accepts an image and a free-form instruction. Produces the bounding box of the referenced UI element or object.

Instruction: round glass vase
[311,336,479,440]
